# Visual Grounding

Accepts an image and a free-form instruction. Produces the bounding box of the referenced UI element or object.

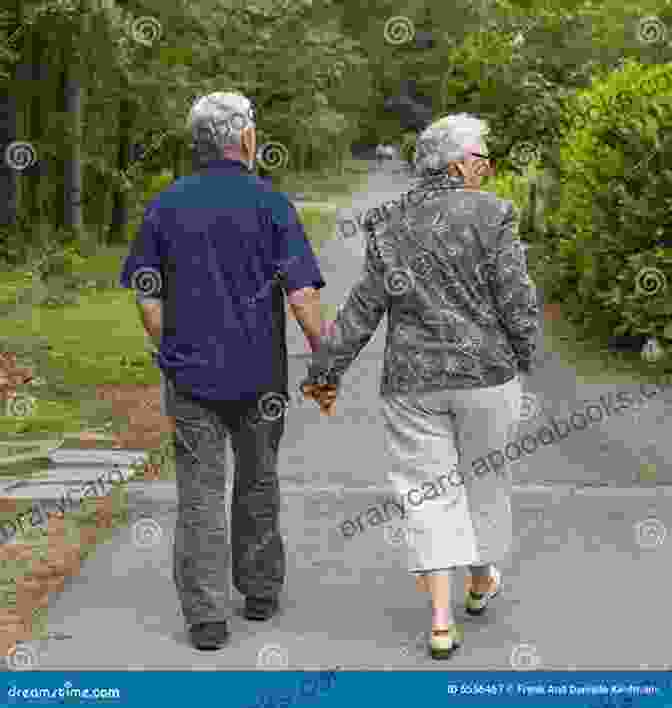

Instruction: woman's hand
[301,381,338,416]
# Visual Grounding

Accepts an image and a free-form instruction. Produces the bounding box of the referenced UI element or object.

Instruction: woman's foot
[429,625,463,660]
[465,566,501,615]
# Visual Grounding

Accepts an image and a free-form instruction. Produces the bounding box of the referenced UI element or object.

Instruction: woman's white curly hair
[413,113,489,177]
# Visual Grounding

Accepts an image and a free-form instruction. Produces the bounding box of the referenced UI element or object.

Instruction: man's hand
[300,381,338,417]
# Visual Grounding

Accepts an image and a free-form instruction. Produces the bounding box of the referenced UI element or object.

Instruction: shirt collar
[199,158,251,172]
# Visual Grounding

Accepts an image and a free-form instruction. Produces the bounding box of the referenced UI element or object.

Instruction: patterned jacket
[307,174,540,397]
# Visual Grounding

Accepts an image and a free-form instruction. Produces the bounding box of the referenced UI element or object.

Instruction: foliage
[539,60,672,350]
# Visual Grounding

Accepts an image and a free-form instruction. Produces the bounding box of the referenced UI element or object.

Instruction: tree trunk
[1,0,23,233]
[0,87,18,228]
[22,29,43,239]
[527,179,537,235]
[63,60,83,238]
[108,93,133,244]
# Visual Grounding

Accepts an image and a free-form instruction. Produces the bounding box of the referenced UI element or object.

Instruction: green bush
[538,59,672,354]
[296,204,338,254]
[142,170,174,204]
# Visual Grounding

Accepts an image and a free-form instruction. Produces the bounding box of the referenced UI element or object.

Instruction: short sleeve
[119,203,165,300]
[269,197,325,294]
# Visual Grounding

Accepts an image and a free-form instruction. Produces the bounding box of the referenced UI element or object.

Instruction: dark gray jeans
[164,375,286,626]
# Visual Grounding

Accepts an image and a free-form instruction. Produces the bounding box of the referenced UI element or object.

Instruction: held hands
[300,318,339,416]
[300,380,338,417]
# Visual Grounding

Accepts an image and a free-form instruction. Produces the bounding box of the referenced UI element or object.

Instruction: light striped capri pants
[380,375,523,575]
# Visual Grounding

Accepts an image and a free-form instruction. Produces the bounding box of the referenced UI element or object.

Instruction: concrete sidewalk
[3,160,671,672]
[19,481,672,670]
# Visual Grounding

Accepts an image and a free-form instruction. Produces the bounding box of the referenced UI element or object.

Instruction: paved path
[4,160,672,671]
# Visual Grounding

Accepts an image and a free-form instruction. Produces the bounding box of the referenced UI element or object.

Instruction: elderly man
[119,92,330,650]
[303,113,539,659]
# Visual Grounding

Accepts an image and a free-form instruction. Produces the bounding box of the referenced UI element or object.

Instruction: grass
[0,160,371,649]
[0,160,371,448]
[0,483,130,643]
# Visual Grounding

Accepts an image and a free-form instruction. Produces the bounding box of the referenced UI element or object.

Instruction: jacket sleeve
[308,231,389,383]
[491,202,540,374]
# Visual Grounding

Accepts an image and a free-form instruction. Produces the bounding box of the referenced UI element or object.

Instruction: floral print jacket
[306,173,540,397]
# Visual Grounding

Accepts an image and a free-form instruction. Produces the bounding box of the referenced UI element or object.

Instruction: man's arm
[287,287,323,352]
[137,298,162,349]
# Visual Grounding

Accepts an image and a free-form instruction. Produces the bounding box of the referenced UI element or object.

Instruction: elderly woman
[302,113,539,660]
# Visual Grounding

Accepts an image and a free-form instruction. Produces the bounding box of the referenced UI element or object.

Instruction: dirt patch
[95,384,173,451]
[0,351,33,403]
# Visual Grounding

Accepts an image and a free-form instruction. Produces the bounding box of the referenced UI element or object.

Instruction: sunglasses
[469,151,496,168]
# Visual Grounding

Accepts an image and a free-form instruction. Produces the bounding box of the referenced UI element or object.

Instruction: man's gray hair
[413,113,488,176]
[186,92,256,158]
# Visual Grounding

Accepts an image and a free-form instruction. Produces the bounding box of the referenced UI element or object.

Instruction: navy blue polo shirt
[119,159,325,403]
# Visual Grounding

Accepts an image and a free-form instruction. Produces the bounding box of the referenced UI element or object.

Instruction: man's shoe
[244,596,279,621]
[188,621,230,650]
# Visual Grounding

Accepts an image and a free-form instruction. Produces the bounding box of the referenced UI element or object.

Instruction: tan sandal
[429,625,463,660]
[464,566,501,615]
